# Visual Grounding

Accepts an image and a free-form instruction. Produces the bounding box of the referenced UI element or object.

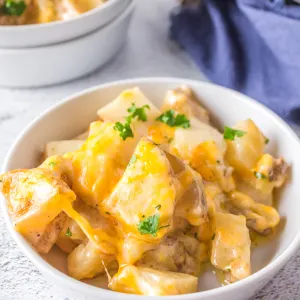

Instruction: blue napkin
[170,0,300,124]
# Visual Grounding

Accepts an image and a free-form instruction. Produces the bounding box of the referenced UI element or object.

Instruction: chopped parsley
[156,110,190,128]
[216,160,221,164]
[137,214,169,237]
[142,215,145,218]
[265,137,270,144]
[127,103,150,122]
[194,232,199,240]
[155,204,161,210]
[65,228,72,237]
[223,126,246,141]
[129,155,137,165]
[254,171,267,180]
[105,212,111,215]
[2,0,27,16]
[114,117,134,141]
[48,161,57,167]
[212,233,216,240]
[114,103,151,140]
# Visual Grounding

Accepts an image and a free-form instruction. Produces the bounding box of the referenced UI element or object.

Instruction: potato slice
[45,140,84,158]
[102,138,176,240]
[163,85,210,124]
[137,233,208,276]
[109,266,198,296]
[97,87,160,123]
[225,119,265,178]
[211,212,251,282]
[166,152,208,226]
[67,121,138,207]
[0,168,76,252]
[68,240,116,280]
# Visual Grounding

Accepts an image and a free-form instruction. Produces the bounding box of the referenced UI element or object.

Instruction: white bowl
[0,1,134,88]
[2,78,300,300]
[0,0,130,48]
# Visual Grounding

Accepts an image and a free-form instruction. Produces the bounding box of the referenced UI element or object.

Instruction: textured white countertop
[1,0,300,299]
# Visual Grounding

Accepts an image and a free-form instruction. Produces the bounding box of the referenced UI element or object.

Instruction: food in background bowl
[0,0,107,25]
[0,85,289,296]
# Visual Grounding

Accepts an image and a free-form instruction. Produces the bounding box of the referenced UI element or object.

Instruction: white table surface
[1,0,300,299]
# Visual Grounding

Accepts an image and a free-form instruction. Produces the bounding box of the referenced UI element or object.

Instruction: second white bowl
[0,0,134,88]
[0,0,130,48]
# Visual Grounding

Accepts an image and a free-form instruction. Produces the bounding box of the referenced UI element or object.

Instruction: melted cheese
[65,121,137,208]
[211,212,251,282]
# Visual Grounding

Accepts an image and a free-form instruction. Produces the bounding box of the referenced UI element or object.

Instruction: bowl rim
[0,0,125,31]
[2,77,300,299]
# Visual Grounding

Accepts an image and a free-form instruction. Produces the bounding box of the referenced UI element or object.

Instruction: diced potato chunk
[171,118,226,161]
[97,87,160,123]
[165,152,208,226]
[163,85,210,124]
[109,266,198,296]
[211,212,251,282]
[68,240,116,280]
[0,168,76,251]
[102,138,176,240]
[225,119,265,177]
[137,234,208,276]
[66,121,137,207]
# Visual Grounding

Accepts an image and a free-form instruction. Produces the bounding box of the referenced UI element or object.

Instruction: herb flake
[114,117,134,141]
[212,233,216,240]
[155,204,161,210]
[48,161,57,167]
[254,171,267,180]
[127,103,150,122]
[265,138,270,144]
[65,228,72,237]
[156,110,190,128]
[2,0,27,16]
[223,126,246,141]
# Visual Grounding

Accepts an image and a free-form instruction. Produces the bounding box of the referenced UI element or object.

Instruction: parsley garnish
[105,212,111,215]
[129,155,137,165]
[127,103,150,122]
[265,138,270,144]
[65,228,72,237]
[2,0,26,16]
[216,160,220,164]
[156,110,190,128]
[194,232,199,241]
[254,171,267,180]
[114,117,134,141]
[155,204,161,210]
[137,214,169,237]
[114,103,151,140]
[223,126,246,140]
[48,161,57,167]
[212,233,216,240]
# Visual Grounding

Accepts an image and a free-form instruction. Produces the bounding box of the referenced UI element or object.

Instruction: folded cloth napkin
[170,0,300,124]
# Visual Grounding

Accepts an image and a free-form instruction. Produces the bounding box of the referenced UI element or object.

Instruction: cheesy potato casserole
[0,86,289,296]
